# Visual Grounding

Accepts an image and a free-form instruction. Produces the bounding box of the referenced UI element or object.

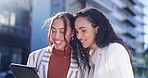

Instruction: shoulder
[106,43,126,52]
[102,43,130,64]
[108,43,125,49]
[104,43,128,57]
[29,46,49,57]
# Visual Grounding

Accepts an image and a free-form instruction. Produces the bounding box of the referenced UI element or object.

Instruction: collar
[48,45,79,71]
[89,47,102,66]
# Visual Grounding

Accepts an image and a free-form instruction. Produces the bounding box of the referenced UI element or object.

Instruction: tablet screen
[9,63,39,78]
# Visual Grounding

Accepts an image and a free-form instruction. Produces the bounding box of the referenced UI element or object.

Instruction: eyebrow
[78,26,86,29]
[51,27,64,30]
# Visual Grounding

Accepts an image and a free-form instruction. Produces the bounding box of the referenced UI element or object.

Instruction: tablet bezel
[9,63,39,78]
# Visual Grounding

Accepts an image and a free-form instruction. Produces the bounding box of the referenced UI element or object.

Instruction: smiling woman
[50,18,73,50]
[27,12,89,78]
[74,8,134,78]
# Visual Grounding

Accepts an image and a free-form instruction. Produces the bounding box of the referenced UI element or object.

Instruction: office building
[0,0,31,77]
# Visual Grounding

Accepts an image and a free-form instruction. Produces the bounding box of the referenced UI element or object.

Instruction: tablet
[9,63,39,78]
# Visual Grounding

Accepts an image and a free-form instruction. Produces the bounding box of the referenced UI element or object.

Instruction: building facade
[0,0,31,77]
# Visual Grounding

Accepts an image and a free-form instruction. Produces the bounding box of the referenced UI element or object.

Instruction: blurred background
[0,0,148,78]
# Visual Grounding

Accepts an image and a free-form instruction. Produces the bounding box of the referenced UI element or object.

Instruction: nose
[76,32,82,40]
[55,31,62,39]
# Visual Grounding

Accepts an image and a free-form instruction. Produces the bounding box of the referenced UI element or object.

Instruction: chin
[83,45,88,48]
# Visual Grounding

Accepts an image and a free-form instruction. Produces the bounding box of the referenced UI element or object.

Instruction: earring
[97,26,100,33]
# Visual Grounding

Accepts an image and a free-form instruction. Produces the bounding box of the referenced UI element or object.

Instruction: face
[50,18,73,50]
[75,17,98,50]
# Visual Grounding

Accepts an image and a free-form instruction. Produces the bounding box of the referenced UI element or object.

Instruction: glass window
[0,10,9,25]
[0,11,16,26]
[10,12,16,26]
[11,48,22,63]
[0,46,23,72]
[0,46,10,72]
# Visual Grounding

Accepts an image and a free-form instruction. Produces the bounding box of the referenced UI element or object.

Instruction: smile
[80,40,85,44]
[54,40,63,45]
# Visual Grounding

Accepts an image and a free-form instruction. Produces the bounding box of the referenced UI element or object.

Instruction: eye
[51,29,56,33]
[61,29,64,34]
[82,29,86,32]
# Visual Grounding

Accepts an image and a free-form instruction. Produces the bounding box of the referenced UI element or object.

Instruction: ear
[95,26,100,33]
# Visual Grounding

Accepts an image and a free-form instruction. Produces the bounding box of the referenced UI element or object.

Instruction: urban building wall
[0,0,31,77]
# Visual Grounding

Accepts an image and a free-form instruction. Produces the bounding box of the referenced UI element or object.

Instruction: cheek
[49,35,54,41]
[87,31,96,41]
[50,34,54,39]
[65,32,72,41]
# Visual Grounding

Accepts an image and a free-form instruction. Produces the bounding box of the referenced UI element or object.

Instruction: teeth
[55,41,62,44]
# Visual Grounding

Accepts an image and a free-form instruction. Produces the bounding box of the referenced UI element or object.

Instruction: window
[0,46,10,72]
[10,12,16,26]
[11,48,22,63]
[0,46,23,72]
[0,10,9,25]
[0,10,16,26]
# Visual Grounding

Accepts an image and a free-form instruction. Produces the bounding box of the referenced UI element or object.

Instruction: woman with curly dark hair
[27,12,89,78]
[74,8,134,78]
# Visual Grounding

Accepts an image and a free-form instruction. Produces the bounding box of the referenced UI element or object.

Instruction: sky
[139,0,148,49]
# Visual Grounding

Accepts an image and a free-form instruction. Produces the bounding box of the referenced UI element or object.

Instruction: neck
[55,44,71,51]
[90,43,97,52]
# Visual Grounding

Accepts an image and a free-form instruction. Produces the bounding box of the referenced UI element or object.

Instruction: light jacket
[90,43,134,78]
[27,46,89,78]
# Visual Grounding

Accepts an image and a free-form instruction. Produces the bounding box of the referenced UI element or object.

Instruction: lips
[54,40,63,45]
[80,39,86,45]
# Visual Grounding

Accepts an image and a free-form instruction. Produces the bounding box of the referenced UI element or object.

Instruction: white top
[89,43,134,78]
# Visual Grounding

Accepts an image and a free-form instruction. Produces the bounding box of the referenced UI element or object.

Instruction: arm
[107,43,134,78]
[27,52,36,67]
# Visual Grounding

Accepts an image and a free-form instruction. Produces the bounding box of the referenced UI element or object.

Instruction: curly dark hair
[74,8,130,66]
[74,8,126,48]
